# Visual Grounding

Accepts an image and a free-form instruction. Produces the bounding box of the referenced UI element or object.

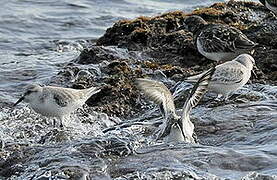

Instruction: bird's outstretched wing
[136,78,178,140]
[136,78,176,118]
[180,67,215,142]
[181,67,215,118]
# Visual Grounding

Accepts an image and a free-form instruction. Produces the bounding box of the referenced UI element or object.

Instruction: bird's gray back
[43,86,84,107]
[198,24,254,53]
[211,61,246,85]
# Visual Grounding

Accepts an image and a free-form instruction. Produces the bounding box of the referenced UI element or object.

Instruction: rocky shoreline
[50,1,277,117]
[1,1,277,179]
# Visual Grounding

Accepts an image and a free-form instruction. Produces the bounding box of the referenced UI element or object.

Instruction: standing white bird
[136,68,215,143]
[181,15,256,62]
[184,54,255,100]
[14,84,101,128]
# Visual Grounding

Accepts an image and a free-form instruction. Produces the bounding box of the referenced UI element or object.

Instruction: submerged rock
[0,137,133,179]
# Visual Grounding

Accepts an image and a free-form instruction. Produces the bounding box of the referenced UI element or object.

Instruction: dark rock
[0,144,36,178]
[74,46,123,64]
[96,1,276,83]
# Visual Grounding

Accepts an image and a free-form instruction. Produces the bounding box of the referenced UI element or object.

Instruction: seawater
[0,0,229,102]
[1,0,275,180]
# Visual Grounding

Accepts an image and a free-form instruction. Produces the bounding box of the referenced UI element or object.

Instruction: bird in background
[180,15,256,62]
[184,54,256,100]
[14,84,101,128]
[260,0,277,14]
[136,67,215,143]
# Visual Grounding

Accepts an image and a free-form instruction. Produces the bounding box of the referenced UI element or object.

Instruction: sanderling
[185,54,255,100]
[181,15,256,62]
[14,84,101,128]
[136,67,215,143]
[260,0,277,14]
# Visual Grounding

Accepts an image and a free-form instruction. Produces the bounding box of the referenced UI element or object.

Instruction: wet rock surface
[97,1,277,84]
[1,1,277,179]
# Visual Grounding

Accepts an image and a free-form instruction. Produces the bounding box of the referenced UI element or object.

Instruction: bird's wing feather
[184,70,208,82]
[136,78,177,140]
[198,25,236,53]
[53,92,69,107]
[181,67,215,119]
[211,62,244,85]
[233,29,256,49]
[136,78,176,117]
[45,86,101,108]
[44,87,79,107]
[179,67,215,142]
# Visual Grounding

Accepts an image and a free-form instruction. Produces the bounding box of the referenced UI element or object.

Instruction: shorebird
[136,67,215,143]
[181,15,256,62]
[184,54,255,100]
[14,84,101,128]
[260,0,277,14]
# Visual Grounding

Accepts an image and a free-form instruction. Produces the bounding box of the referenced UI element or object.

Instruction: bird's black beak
[13,96,25,107]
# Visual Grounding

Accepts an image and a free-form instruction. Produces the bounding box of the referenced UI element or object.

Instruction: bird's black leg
[53,119,56,127]
[59,117,64,129]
